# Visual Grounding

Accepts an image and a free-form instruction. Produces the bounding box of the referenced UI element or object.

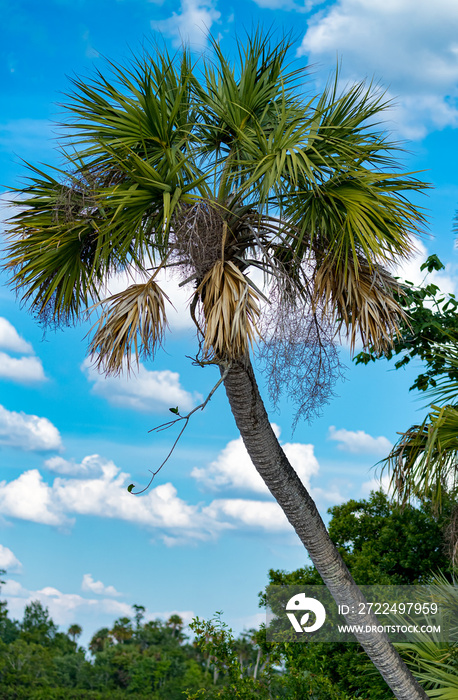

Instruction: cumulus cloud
[0,309,44,383]
[204,498,291,531]
[298,0,458,138]
[328,426,392,454]
[0,444,337,539]
[0,470,70,527]
[192,424,320,494]
[0,545,22,573]
[82,359,202,413]
[54,469,218,539]
[394,239,458,295]
[81,574,121,597]
[0,318,33,354]
[0,352,46,384]
[3,582,132,627]
[0,405,62,452]
[0,460,227,543]
[360,473,393,496]
[2,574,195,631]
[44,454,108,478]
[151,0,221,49]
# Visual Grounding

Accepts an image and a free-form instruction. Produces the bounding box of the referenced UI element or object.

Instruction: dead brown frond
[313,256,407,353]
[89,277,170,375]
[197,260,260,361]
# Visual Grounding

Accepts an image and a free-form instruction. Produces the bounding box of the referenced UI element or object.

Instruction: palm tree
[3,31,429,699]
[68,623,83,644]
[384,347,458,518]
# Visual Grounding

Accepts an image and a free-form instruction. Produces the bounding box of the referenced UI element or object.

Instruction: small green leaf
[420,254,445,273]
[169,406,179,414]
[127,484,135,493]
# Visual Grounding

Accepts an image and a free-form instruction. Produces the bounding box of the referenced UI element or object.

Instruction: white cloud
[328,425,392,454]
[54,470,219,539]
[151,0,221,49]
[204,498,291,531]
[0,444,337,540]
[0,405,62,452]
[44,454,108,477]
[0,460,227,542]
[360,473,393,496]
[192,424,320,494]
[82,359,202,413]
[0,318,33,354]
[298,0,458,137]
[0,470,70,527]
[0,545,22,573]
[3,583,132,627]
[81,574,121,597]
[0,352,46,384]
[2,575,194,631]
[394,240,458,295]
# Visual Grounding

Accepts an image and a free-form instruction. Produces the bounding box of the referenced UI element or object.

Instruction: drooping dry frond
[89,278,170,375]
[313,256,406,353]
[197,260,260,361]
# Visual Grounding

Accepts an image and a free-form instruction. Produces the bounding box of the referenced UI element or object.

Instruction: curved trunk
[221,359,428,700]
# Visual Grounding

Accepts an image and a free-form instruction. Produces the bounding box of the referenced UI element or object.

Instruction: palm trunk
[221,359,428,700]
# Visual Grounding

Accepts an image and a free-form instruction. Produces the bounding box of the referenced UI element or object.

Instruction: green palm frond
[2,30,429,370]
[396,577,458,699]
[383,349,458,506]
[384,404,458,506]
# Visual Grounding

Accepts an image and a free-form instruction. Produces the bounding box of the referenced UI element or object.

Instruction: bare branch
[128,366,231,495]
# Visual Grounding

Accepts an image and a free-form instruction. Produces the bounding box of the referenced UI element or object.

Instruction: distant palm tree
[3,31,429,699]
[68,623,82,644]
[166,614,185,642]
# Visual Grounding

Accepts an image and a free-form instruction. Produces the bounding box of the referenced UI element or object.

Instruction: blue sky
[1,0,458,648]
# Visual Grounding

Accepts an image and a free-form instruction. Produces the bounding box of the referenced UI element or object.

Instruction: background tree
[3,31,429,699]
[355,256,458,516]
[262,490,456,700]
[0,570,19,645]
[132,605,146,631]
[20,601,58,647]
